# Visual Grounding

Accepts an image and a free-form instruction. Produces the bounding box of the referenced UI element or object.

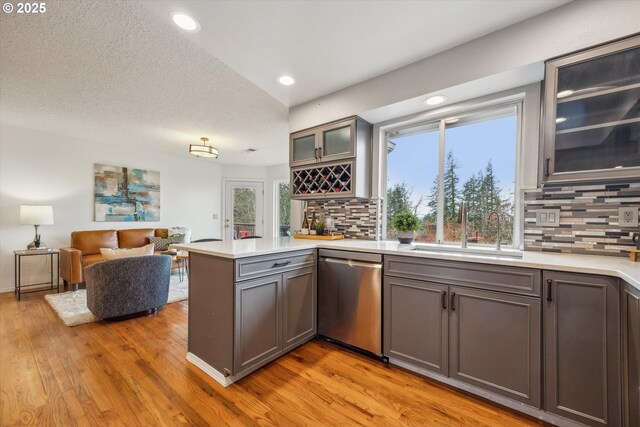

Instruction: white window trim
[380,96,525,249]
[273,179,290,237]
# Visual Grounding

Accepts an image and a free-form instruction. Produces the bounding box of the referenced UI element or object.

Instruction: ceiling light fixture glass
[190,137,218,158]
[171,12,200,32]
[425,95,446,106]
[557,89,574,99]
[278,75,295,86]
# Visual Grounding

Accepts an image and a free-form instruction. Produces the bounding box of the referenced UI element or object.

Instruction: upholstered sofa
[85,255,171,319]
[60,228,169,287]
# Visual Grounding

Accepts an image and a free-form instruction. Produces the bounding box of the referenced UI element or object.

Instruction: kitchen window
[275,180,291,237]
[384,103,521,247]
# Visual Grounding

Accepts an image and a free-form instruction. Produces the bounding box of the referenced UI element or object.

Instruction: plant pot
[396,230,415,244]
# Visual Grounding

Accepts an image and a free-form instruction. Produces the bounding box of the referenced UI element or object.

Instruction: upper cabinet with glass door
[289,116,371,167]
[542,35,640,183]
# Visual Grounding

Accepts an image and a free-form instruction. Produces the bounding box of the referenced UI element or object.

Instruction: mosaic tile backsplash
[524,181,640,257]
[307,198,380,240]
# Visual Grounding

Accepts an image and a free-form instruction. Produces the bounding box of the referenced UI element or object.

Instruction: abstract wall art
[94,164,160,222]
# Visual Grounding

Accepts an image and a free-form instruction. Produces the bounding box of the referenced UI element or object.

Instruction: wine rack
[291,161,355,199]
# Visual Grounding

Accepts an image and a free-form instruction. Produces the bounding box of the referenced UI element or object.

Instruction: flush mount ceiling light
[425,95,446,106]
[278,75,295,86]
[557,89,574,99]
[171,12,200,32]
[189,137,218,158]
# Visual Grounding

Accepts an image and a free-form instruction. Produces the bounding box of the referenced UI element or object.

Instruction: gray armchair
[84,255,172,319]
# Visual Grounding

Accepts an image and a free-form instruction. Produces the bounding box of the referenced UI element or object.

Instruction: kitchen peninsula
[174,237,640,427]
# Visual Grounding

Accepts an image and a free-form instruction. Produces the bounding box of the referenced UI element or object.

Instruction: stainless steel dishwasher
[318,249,383,357]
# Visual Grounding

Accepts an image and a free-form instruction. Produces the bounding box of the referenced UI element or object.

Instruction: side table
[14,249,60,300]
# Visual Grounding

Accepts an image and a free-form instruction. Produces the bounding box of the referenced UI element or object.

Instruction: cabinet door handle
[546,279,553,302]
[450,292,456,311]
[272,260,292,268]
[318,146,322,159]
[544,158,551,177]
[441,290,447,310]
[314,147,319,159]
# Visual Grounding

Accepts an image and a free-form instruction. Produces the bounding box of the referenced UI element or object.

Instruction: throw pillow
[149,234,184,251]
[169,226,191,243]
[100,243,155,260]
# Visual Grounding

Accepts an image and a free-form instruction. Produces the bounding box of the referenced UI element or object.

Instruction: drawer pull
[272,260,292,268]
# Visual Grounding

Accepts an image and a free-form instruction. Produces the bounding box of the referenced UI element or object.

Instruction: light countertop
[173,237,640,291]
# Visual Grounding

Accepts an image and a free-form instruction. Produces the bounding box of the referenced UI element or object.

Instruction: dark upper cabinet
[542,35,640,183]
[290,117,370,167]
[290,117,372,200]
[623,282,640,427]
[543,271,620,426]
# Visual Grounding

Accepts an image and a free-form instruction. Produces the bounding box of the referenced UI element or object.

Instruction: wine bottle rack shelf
[291,161,353,199]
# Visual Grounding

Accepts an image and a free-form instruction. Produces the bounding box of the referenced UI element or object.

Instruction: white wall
[0,124,223,293]
[289,0,640,131]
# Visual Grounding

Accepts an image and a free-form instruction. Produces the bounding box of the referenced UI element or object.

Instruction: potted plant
[315,220,326,236]
[391,210,420,244]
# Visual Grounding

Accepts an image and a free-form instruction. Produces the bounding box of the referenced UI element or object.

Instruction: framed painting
[94,164,160,221]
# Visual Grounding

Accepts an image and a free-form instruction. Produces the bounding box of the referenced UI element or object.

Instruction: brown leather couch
[60,228,169,287]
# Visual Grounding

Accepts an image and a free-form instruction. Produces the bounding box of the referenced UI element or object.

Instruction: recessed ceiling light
[425,95,446,106]
[555,117,567,124]
[557,90,574,99]
[171,12,200,32]
[278,75,295,86]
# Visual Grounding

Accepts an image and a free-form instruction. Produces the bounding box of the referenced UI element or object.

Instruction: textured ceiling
[0,0,570,166]
[141,0,571,107]
[0,0,289,165]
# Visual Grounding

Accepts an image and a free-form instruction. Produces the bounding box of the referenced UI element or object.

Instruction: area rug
[45,274,188,327]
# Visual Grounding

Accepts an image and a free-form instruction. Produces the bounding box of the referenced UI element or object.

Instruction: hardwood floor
[0,290,547,427]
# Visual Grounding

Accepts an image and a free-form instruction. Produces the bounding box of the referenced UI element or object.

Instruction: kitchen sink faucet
[488,210,501,251]
[457,201,468,249]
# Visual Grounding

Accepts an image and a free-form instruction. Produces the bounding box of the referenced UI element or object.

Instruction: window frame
[273,179,291,237]
[382,98,524,249]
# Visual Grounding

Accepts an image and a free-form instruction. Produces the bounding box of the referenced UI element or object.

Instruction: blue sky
[387,115,517,216]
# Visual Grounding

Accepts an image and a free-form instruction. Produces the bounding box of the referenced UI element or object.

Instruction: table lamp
[20,205,54,249]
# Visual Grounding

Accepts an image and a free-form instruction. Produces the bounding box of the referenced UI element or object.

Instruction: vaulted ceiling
[0,0,570,165]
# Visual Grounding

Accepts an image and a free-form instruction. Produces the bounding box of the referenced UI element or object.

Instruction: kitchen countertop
[173,237,640,291]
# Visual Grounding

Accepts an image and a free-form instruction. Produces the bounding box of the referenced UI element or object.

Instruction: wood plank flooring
[0,290,547,426]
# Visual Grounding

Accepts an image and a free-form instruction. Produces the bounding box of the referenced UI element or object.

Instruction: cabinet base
[186,352,235,387]
[389,357,582,427]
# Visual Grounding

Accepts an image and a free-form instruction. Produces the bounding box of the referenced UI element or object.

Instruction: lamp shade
[20,205,54,225]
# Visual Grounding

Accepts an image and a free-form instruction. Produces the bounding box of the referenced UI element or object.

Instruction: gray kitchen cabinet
[541,35,640,183]
[384,276,448,376]
[234,274,282,376]
[289,116,371,167]
[449,286,541,408]
[188,250,316,382]
[282,268,316,352]
[623,282,640,427]
[383,256,541,408]
[543,271,620,426]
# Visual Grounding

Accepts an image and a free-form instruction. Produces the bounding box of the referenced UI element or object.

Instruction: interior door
[224,180,264,240]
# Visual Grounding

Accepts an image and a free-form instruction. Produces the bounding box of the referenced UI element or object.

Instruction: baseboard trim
[389,358,582,427]
[186,352,235,387]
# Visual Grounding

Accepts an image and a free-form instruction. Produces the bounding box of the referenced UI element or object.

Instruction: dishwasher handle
[320,257,383,269]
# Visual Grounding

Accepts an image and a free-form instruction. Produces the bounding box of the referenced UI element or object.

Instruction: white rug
[45,274,188,326]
